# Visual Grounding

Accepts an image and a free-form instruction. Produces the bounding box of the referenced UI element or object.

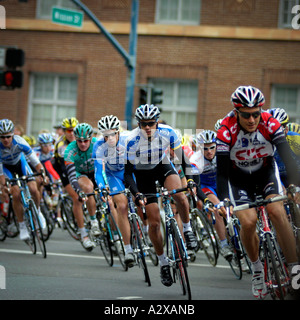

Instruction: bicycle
[233,194,290,300]
[95,189,127,271]
[187,183,219,266]
[286,185,300,263]
[223,199,252,279]
[0,186,19,241]
[6,171,47,258]
[124,189,159,287]
[145,186,192,300]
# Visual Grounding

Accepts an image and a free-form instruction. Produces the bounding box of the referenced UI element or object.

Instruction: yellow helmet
[287,122,300,134]
[61,117,78,129]
[22,134,37,146]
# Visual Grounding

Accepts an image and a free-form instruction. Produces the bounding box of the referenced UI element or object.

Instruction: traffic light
[0,70,23,88]
[0,47,25,89]
[139,87,147,105]
[151,88,163,105]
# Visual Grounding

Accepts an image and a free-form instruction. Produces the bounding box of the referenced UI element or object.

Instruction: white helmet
[0,119,14,134]
[196,130,217,144]
[267,108,289,125]
[231,86,265,109]
[98,115,120,132]
[135,104,160,121]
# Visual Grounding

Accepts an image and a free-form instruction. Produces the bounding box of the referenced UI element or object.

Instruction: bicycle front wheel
[263,233,289,300]
[30,201,47,258]
[170,219,192,300]
[61,197,80,241]
[131,214,151,286]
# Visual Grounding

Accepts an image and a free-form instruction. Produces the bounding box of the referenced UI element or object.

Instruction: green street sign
[52,7,83,28]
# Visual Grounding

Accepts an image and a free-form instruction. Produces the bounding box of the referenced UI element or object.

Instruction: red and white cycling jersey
[216,111,286,173]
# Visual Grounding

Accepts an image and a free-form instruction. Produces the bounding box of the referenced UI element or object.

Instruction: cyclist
[93,115,135,267]
[195,130,232,260]
[53,117,96,249]
[216,86,299,299]
[124,104,198,287]
[267,108,300,188]
[0,119,48,241]
[64,122,101,250]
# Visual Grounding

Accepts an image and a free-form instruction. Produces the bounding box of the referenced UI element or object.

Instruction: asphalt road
[0,225,295,302]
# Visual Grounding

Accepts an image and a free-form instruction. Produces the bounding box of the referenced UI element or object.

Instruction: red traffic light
[2,71,23,88]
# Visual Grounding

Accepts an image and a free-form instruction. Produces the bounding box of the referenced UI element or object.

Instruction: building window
[271,84,300,123]
[278,0,300,28]
[36,0,80,19]
[150,79,198,132]
[155,0,201,25]
[27,73,78,137]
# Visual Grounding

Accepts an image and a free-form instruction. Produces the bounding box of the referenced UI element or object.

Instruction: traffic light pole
[71,0,139,129]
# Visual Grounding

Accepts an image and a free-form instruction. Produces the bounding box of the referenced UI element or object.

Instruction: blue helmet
[135,104,160,121]
[38,132,53,144]
[0,119,14,135]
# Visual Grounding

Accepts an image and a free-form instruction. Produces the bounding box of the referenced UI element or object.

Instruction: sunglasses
[204,145,216,151]
[76,139,90,143]
[66,129,74,133]
[139,121,157,128]
[236,109,261,119]
[104,132,118,138]
[0,135,13,139]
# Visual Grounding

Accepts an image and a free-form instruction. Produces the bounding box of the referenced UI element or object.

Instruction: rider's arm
[124,161,139,196]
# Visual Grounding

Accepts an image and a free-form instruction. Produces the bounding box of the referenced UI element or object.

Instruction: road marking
[0,248,231,268]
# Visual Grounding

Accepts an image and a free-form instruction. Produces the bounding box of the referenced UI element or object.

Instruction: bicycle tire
[192,209,218,266]
[170,219,192,300]
[24,209,36,254]
[39,201,52,241]
[98,228,114,267]
[264,232,289,300]
[107,211,128,271]
[0,216,7,241]
[131,214,151,286]
[289,200,300,263]
[60,197,80,241]
[30,201,47,258]
[226,231,242,280]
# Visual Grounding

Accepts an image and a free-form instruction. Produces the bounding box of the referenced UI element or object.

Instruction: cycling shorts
[202,185,217,197]
[228,159,283,206]
[3,154,35,185]
[77,171,97,189]
[105,170,125,196]
[135,161,178,205]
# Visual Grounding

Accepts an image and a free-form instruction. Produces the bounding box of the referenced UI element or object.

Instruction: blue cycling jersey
[0,135,39,175]
[126,124,181,170]
[200,156,217,190]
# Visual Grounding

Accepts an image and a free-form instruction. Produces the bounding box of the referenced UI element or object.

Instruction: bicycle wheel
[192,209,218,266]
[24,211,36,254]
[98,219,114,267]
[226,232,242,280]
[60,197,80,241]
[0,216,7,241]
[170,219,192,300]
[40,201,52,241]
[263,233,289,300]
[289,200,300,263]
[107,212,128,271]
[30,201,47,258]
[131,214,151,286]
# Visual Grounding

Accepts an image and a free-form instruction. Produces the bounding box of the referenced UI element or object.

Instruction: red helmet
[231,86,265,108]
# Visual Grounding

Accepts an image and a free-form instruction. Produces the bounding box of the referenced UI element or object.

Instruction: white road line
[0,248,230,268]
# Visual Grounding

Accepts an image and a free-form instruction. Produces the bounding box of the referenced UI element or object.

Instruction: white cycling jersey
[0,135,39,175]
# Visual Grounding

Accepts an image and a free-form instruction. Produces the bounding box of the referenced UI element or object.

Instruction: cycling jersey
[0,135,39,176]
[93,133,128,195]
[33,145,54,163]
[216,111,300,200]
[286,130,300,156]
[200,156,217,195]
[126,124,181,170]
[64,137,97,191]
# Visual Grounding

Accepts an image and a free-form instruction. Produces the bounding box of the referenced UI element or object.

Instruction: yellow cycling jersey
[286,131,300,156]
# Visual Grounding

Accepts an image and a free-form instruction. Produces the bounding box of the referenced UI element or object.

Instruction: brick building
[1,0,300,137]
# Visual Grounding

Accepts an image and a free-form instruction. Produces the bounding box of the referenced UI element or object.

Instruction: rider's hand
[287,184,300,204]
[77,190,87,202]
[216,198,233,218]
[134,192,147,207]
[203,198,214,213]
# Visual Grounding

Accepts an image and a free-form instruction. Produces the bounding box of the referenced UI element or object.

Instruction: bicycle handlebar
[6,171,45,184]
[233,195,288,212]
[144,186,187,200]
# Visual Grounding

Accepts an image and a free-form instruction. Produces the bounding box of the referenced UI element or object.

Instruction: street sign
[52,7,83,28]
